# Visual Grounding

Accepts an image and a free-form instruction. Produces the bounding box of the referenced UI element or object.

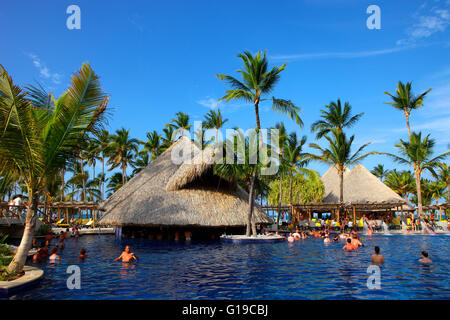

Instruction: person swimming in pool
[371,246,384,265]
[351,234,364,248]
[419,251,432,264]
[114,245,139,263]
[343,238,356,251]
[49,247,60,263]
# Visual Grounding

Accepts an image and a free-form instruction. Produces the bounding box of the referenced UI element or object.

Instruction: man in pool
[343,238,356,251]
[419,251,432,264]
[351,234,364,248]
[371,246,384,265]
[114,245,139,263]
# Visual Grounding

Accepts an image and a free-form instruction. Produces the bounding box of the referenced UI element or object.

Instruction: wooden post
[353,205,356,225]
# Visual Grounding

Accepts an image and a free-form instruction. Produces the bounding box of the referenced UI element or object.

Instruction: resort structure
[98,136,272,240]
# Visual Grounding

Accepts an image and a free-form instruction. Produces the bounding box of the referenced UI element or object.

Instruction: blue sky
[1,0,449,177]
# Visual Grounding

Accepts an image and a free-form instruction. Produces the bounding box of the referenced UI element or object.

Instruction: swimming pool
[5,234,450,299]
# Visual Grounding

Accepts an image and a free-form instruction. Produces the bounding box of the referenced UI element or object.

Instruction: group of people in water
[31,228,87,263]
[30,227,139,264]
[282,227,433,265]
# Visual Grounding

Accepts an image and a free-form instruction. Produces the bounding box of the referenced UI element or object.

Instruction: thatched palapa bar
[98,136,272,240]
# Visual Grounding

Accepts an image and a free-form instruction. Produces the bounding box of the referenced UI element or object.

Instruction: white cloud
[397,2,450,45]
[271,46,411,61]
[197,97,220,109]
[28,53,62,84]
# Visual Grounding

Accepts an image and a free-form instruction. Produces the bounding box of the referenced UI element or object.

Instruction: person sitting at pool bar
[343,238,356,251]
[371,246,384,265]
[114,245,139,263]
[419,251,432,264]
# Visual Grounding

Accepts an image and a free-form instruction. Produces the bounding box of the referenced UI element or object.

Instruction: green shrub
[35,224,51,236]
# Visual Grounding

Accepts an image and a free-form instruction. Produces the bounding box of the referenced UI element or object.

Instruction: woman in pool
[49,247,60,263]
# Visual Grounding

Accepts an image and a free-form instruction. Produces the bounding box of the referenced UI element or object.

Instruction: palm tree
[85,140,100,184]
[169,112,191,140]
[140,130,161,161]
[160,125,175,152]
[107,128,139,185]
[0,63,108,273]
[133,152,150,175]
[384,81,432,138]
[193,126,213,150]
[203,108,228,146]
[216,50,302,236]
[384,132,450,219]
[283,133,309,204]
[273,122,289,228]
[428,181,446,205]
[371,164,389,181]
[434,163,450,202]
[309,129,377,203]
[311,99,363,139]
[67,161,89,201]
[384,170,415,201]
[91,129,110,200]
[107,172,126,196]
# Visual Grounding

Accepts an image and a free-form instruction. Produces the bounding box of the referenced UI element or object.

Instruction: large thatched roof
[321,164,412,209]
[98,136,272,227]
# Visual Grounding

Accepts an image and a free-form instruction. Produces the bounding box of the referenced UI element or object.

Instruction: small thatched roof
[321,164,413,209]
[98,136,272,227]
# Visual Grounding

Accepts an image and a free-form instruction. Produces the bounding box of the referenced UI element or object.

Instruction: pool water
[6,234,450,300]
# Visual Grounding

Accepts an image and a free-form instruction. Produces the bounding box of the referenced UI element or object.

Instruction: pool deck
[51,227,114,235]
[0,265,44,297]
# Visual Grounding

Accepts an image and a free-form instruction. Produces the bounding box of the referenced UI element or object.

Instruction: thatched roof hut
[321,164,412,209]
[98,136,272,228]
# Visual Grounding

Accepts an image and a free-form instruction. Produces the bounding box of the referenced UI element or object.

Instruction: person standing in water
[343,238,356,251]
[419,251,432,264]
[371,246,384,265]
[114,245,139,263]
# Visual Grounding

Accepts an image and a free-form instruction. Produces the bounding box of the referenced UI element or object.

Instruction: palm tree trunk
[404,110,411,139]
[414,168,423,220]
[339,166,344,203]
[80,153,86,202]
[102,157,105,201]
[339,166,344,219]
[7,193,38,274]
[246,100,262,237]
[247,168,257,236]
[122,164,126,185]
[276,173,283,231]
[289,171,293,204]
[215,128,219,148]
[61,166,65,201]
